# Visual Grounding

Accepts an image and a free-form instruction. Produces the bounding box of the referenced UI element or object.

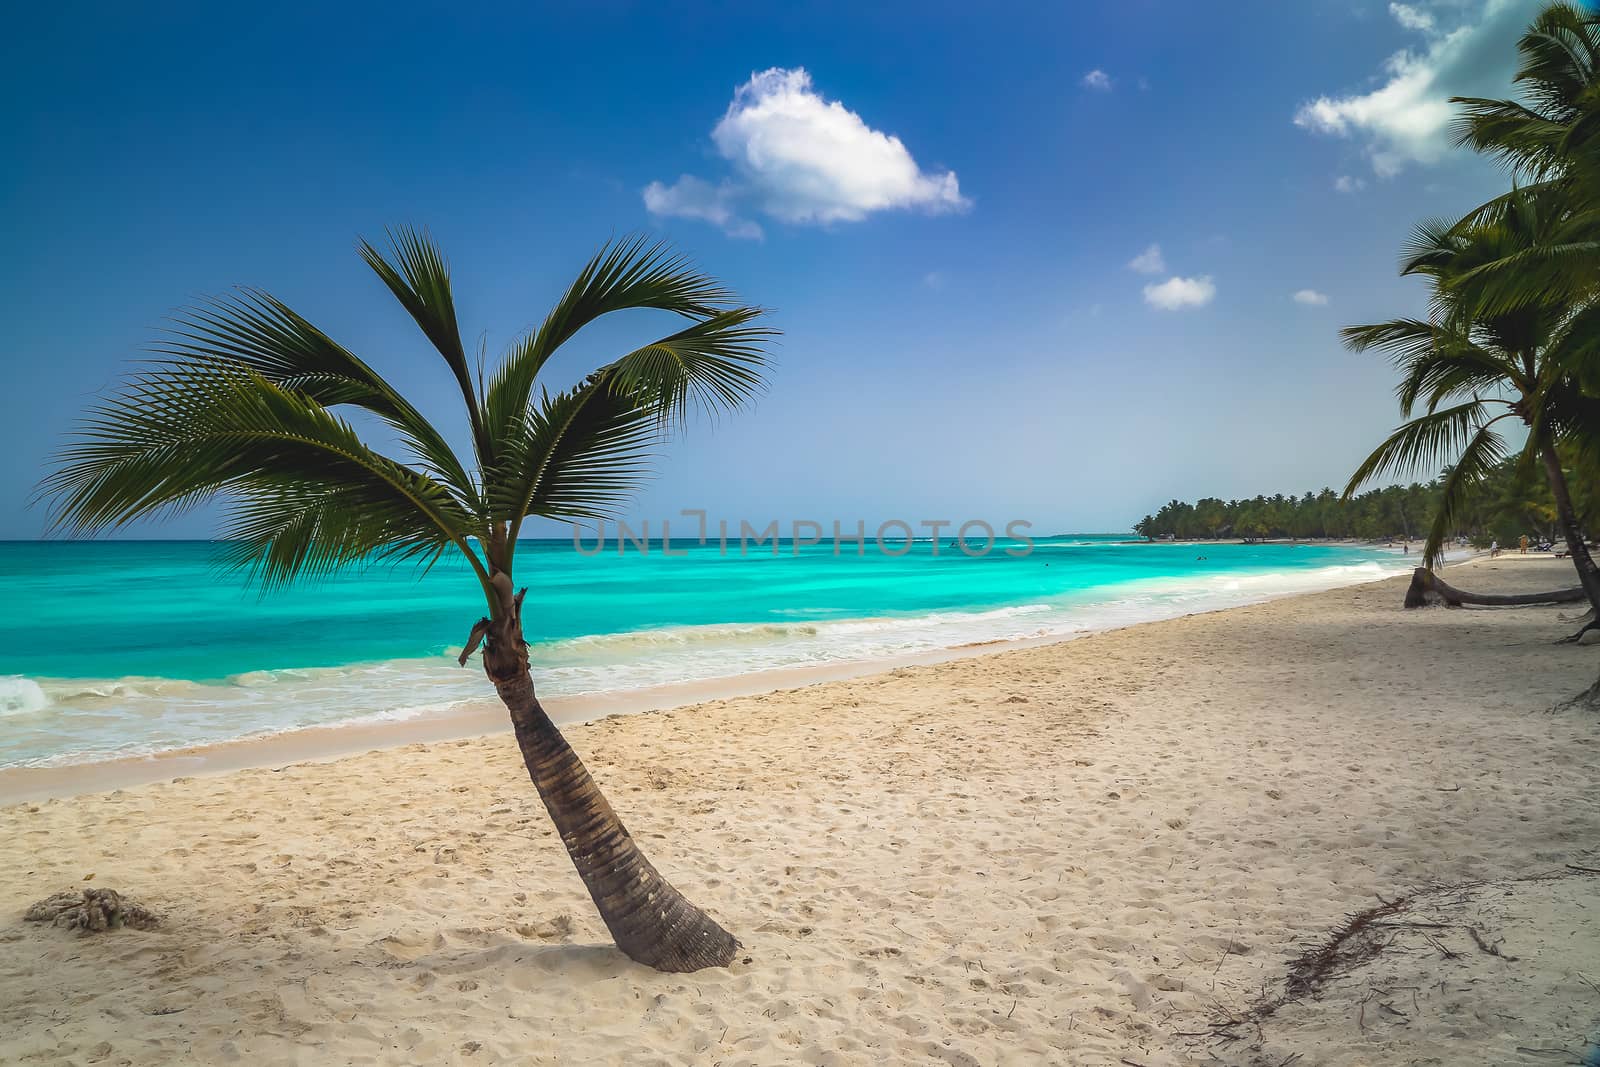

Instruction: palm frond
[1452,3,1600,175]
[1342,319,1518,416]
[481,236,740,446]
[1540,367,1600,443]
[218,484,454,589]
[1452,97,1571,175]
[1443,4,1600,315]
[1421,421,1509,568]
[1517,5,1600,99]
[1344,401,1505,499]
[1449,177,1569,231]
[488,372,660,530]
[1398,217,1468,277]
[1341,318,1438,357]
[157,288,481,510]
[43,361,485,591]
[357,227,489,462]
[609,307,775,422]
[1407,357,1519,417]
[1532,293,1600,392]
[486,309,776,542]
[1446,231,1600,314]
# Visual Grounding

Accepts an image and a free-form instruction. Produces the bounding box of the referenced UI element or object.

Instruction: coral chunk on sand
[24,889,159,933]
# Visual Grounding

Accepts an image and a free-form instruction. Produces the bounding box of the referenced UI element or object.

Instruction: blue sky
[0,0,1554,538]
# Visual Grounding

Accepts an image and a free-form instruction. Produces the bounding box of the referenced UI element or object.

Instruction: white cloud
[1127,243,1166,274]
[1143,275,1216,311]
[1389,2,1435,31]
[642,176,763,239]
[1294,0,1544,176]
[1082,69,1113,92]
[645,67,968,234]
[1334,174,1367,193]
[1293,289,1331,306]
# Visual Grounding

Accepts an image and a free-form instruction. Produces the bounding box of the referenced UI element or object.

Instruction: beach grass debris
[1206,866,1600,1056]
[24,888,159,933]
[1241,891,1419,1019]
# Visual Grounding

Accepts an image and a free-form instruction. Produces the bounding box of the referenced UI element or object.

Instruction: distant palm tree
[42,228,777,971]
[1343,188,1600,616]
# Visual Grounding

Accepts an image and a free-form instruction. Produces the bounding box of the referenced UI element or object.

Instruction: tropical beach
[10,0,1600,1064]
[3,558,1597,1065]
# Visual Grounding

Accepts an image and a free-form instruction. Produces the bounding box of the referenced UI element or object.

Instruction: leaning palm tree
[1343,189,1600,621]
[41,228,777,971]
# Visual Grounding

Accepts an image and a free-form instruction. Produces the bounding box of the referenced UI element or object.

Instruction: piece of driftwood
[1403,568,1588,609]
[24,888,159,933]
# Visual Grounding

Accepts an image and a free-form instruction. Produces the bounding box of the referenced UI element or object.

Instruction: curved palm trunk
[1403,567,1587,608]
[479,614,738,972]
[1539,443,1600,616]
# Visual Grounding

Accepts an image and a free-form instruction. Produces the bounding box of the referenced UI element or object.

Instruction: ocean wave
[552,621,822,650]
[0,676,49,716]
[541,603,1056,655]
[38,677,211,704]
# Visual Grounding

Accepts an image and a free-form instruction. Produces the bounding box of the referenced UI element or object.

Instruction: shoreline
[0,647,1006,806]
[0,548,1447,806]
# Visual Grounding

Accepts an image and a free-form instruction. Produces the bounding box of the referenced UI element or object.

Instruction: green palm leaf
[482,236,739,447]
[358,227,489,463]
[490,374,660,528]
[1344,401,1512,499]
[157,288,482,510]
[486,308,774,539]
[609,307,775,421]
[1343,319,1522,416]
[43,362,484,590]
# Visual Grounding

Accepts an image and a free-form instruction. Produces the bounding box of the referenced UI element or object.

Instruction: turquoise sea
[0,536,1411,768]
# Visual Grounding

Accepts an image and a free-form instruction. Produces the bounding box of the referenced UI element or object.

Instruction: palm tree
[41,228,778,972]
[1451,0,1600,685]
[1343,189,1600,618]
[1450,3,1600,321]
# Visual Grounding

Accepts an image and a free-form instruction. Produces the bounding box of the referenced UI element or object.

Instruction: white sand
[2,558,1597,1066]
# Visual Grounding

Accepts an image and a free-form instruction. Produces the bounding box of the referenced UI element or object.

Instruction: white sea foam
[0,677,50,716]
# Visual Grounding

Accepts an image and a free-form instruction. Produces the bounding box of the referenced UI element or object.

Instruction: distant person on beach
[1491,540,1500,557]
[1519,534,1529,554]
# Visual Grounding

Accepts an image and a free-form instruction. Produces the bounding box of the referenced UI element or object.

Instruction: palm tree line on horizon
[1132,469,1594,545]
